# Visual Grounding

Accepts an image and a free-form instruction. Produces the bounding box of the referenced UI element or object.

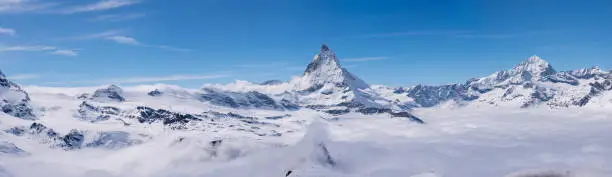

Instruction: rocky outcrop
[199,88,288,110]
[91,85,125,102]
[0,70,35,119]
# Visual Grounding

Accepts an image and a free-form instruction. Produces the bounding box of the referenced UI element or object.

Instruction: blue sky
[0,0,611,88]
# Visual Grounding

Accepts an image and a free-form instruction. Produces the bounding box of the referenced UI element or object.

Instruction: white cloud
[90,13,145,22]
[66,30,190,52]
[0,27,16,36]
[61,0,140,14]
[107,35,139,45]
[7,73,40,80]
[343,57,388,62]
[65,30,123,40]
[49,49,78,56]
[47,74,229,85]
[0,0,57,14]
[0,45,55,52]
[0,45,77,56]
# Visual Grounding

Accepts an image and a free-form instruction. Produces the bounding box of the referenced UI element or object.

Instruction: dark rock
[77,101,120,122]
[356,107,392,115]
[546,72,580,86]
[280,99,300,110]
[407,84,473,107]
[134,106,201,125]
[5,127,25,136]
[91,85,125,102]
[265,114,291,120]
[199,88,286,110]
[147,89,163,96]
[389,111,425,124]
[324,109,350,115]
[62,130,85,149]
[260,80,283,85]
[210,140,222,147]
[0,70,35,120]
[77,93,89,99]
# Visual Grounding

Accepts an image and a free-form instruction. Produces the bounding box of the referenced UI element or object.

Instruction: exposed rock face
[199,88,288,110]
[61,130,85,150]
[295,44,379,108]
[76,101,120,122]
[391,56,612,108]
[260,80,283,85]
[0,70,35,119]
[91,85,125,102]
[147,89,163,96]
[132,106,201,125]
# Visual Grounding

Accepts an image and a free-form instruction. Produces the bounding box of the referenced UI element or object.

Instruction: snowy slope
[1,44,612,177]
[0,71,35,120]
[384,55,612,109]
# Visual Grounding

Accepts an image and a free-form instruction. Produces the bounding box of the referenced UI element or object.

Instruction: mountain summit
[297,44,368,91]
[511,55,556,79]
[292,44,386,108]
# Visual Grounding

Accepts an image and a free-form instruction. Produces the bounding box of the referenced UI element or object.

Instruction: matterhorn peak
[296,44,369,91]
[527,55,544,62]
[304,44,342,75]
[320,43,331,52]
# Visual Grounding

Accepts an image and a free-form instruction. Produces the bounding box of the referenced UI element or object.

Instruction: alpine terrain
[1,45,611,177]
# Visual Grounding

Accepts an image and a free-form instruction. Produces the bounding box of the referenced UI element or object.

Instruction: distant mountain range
[1,44,611,125]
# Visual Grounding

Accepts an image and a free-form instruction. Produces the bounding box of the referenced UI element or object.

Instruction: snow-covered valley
[1,45,611,177]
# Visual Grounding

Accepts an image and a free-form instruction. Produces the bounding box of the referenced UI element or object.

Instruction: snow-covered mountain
[386,55,612,109]
[0,71,35,120]
[1,44,612,177]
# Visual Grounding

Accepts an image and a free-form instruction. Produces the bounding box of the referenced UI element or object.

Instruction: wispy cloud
[90,13,145,22]
[7,73,40,80]
[46,74,229,85]
[0,45,55,52]
[0,45,77,56]
[65,30,190,52]
[49,49,78,56]
[1,0,140,14]
[61,0,140,14]
[343,56,388,62]
[64,29,123,40]
[0,27,16,36]
[454,34,517,39]
[0,0,57,14]
[107,35,139,45]
[359,30,469,38]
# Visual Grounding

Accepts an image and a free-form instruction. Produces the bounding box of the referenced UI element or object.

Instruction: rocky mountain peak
[304,44,342,75]
[512,55,556,78]
[91,85,125,102]
[298,44,368,90]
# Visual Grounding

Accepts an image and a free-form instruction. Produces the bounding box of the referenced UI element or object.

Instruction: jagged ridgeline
[0,45,611,153]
